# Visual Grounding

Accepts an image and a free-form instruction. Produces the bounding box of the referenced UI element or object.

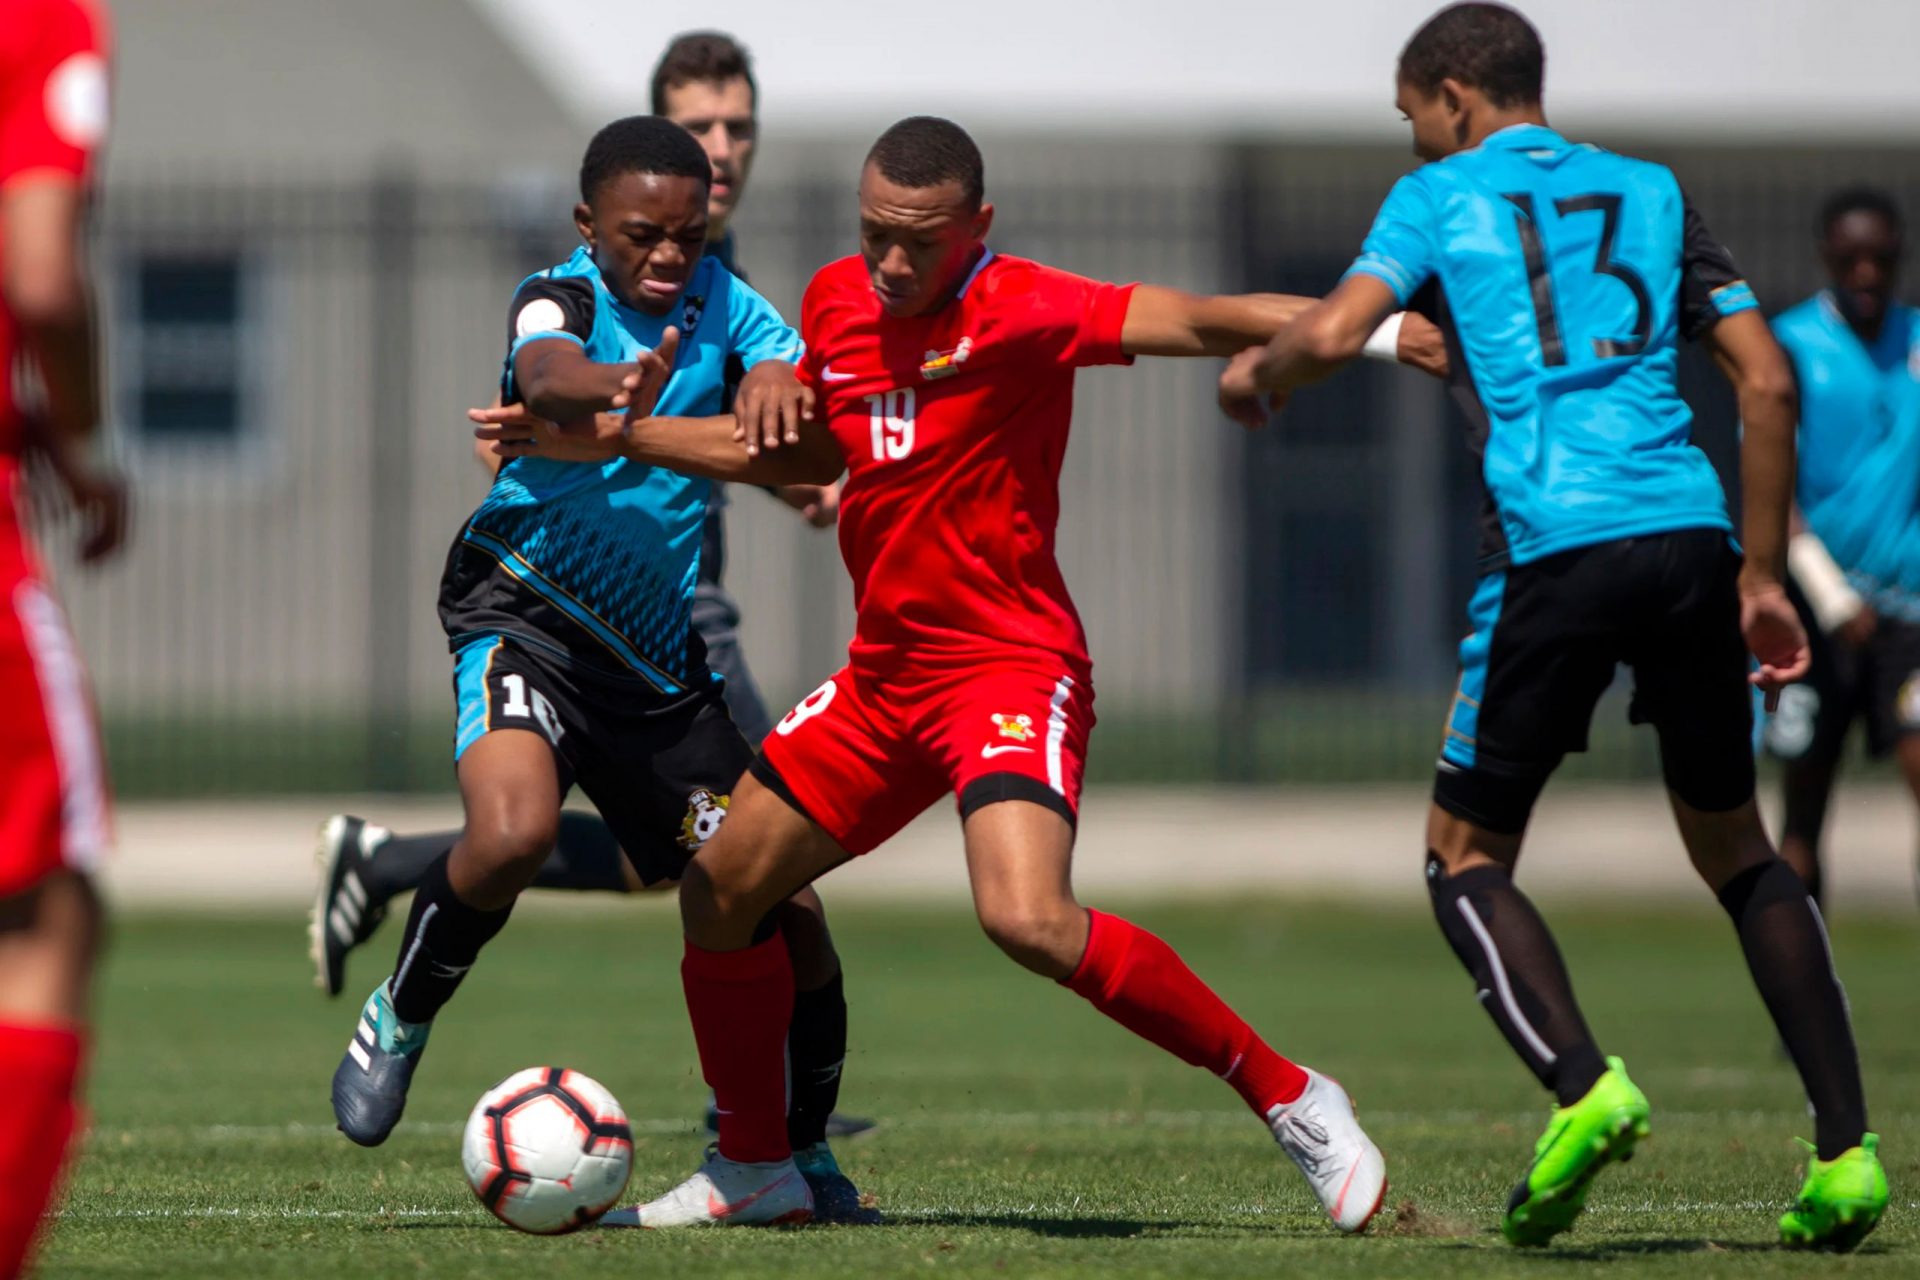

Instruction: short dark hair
[1399,3,1545,109]
[650,31,756,115]
[1818,186,1903,241]
[865,116,984,209]
[579,115,712,204]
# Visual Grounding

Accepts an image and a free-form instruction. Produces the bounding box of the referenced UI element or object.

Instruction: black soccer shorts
[450,634,753,884]
[1435,528,1756,832]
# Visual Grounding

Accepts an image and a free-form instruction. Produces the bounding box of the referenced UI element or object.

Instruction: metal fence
[44,139,1920,797]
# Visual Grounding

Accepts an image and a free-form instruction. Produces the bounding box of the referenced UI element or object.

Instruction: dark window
[125,256,246,442]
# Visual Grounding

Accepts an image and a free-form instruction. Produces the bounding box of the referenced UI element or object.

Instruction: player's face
[661,77,757,235]
[1396,78,1462,162]
[575,172,710,316]
[857,164,993,319]
[1822,209,1902,331]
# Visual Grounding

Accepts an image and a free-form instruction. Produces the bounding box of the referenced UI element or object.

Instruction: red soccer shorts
[0,564,111,898]
[754,656,1094,855]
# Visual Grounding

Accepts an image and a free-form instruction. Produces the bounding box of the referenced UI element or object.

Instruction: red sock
[1064,910,1307,1115]
[0,1021,85,1280]
[682,938,794,1164]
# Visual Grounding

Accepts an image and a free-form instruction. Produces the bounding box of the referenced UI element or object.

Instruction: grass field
[39,896,1919,1278]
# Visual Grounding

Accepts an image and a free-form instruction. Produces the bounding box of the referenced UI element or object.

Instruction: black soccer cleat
[331,983,432,1147]
[309,815,391,998]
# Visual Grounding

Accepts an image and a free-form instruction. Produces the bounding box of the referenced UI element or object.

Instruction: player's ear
[573,201,596,250]
[972,202,994,243]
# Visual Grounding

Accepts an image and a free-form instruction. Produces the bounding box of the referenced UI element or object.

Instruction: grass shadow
[891,1211,1264,1240]
[1514,1237,1810,1261]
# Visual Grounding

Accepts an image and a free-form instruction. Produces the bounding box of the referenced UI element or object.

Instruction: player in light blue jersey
[308,32,876,1161]
[324,116,868,1221]
[1762,189,1920,913]
[1220,2,1883,1252]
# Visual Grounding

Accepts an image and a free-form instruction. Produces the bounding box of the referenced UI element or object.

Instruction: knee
[1674,798,1774,892]
[677,859,770,947]
[467,803,560,873]
[977,898,1085,975]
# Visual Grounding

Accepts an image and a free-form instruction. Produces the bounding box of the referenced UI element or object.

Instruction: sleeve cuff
[1090,282,1139,366]
[1710,280,1759,317]
[1342,259,1415,307]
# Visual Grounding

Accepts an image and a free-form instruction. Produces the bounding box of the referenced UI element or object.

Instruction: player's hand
[23,417,130,564]
[734,360,815,457]
[65,464,129,564]
[1740,579,1812,710]
[1218,347,1286,430]
[1397,313,1451,378]
[617,328,677,424]
[470,402,622,463]
[1837,603,1878,648]
[779,481,840,529]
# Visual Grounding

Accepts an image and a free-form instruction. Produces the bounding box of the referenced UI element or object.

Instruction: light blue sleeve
[725,273,805,368]
[1342,172,1440,306]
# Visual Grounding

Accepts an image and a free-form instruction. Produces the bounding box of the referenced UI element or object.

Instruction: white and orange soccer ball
[461,1067,633,1234]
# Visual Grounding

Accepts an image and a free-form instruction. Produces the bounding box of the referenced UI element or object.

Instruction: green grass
[40,896,1920,1277]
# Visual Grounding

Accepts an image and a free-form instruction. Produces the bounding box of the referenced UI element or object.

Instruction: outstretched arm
[1215,274,1404,427]
[1120,287,1316,357]
[475,329,845,485]
[1121,282,1445,374]
[511,338,643,425]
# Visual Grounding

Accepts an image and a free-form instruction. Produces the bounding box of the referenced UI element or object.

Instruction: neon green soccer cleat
[1502,1056,1651,1247]
[1779,1133,1888,1252]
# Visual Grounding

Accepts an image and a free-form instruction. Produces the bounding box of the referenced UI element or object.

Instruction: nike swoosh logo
[980,744,1036,758]
[821,367,856,382]
[709,1170,795,1219]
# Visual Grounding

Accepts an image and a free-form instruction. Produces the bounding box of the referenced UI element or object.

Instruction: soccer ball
[461,1067,633,1234]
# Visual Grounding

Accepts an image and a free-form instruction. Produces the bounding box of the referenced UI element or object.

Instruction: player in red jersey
[0,1,118,1275]
[478,116,1443,1231]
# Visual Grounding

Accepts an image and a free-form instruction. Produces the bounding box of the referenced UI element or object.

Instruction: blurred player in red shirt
[481,116,1444,1231]
[0,1,118,1274]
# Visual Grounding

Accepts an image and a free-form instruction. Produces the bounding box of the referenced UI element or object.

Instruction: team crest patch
[680,293,708,334]
[992,712,1035,742]
[920,337,973,380]
[678,787,730,851]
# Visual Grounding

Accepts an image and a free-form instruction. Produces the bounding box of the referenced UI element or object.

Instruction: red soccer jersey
[0,0,109,474]
[799,251,1136,675]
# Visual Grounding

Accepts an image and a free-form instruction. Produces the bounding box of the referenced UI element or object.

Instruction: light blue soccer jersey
[1346,124,1759,569]
[1774,294,1920,620]
[436,246,802,690]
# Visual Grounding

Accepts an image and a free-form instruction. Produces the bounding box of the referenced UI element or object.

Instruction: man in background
[1763,188,1920,917]
[0,1,123,1274]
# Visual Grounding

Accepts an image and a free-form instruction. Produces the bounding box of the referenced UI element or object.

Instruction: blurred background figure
[0,1,118,1275]
[1764,188,1920,915]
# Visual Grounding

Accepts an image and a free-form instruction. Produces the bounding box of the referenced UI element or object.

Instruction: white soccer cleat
[600,1151,813,1229]
[1267,1068,1388,1233]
